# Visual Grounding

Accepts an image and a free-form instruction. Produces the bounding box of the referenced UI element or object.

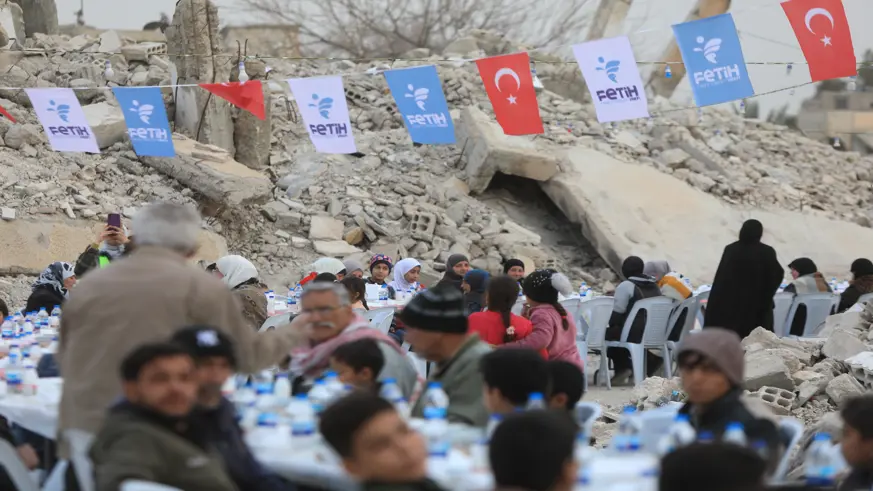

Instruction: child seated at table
[480,348,549,415]
[330,338,385,394]
[490,410,578,491]
[320,392,445,491]
[546,360,585,412]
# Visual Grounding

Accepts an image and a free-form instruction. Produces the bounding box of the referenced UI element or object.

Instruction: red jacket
[468,311,548,359]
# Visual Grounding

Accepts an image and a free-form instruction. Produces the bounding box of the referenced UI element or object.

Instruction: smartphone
[107,213,122,228]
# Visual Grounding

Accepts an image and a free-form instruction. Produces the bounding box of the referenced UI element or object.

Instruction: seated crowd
[3,204,873,491]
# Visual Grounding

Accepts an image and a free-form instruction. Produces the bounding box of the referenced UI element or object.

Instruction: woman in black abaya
[703,219,784,339]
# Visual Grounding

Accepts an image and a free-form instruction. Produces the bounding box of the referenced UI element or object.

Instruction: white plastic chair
[604,297,676,387]
[694,290,709,328]
[771,417,805,483]
[65,429,95,491]
[122,481,184,491]
[42,460,68,491]
[637,403,681,452]
[406,351,428,379]
[771,292,795,338]
[857,292,873,305]
[559,298,582,327]
[575,402,602,442]
[511,298,525,316]
[259,312,291,332]
[783,293,839,338]
[0,439,38,491]
[364,308,395,334]
[576,297,614,390]
[665,295,703,370]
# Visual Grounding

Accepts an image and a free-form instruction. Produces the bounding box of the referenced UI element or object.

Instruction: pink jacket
[503,304,583,368]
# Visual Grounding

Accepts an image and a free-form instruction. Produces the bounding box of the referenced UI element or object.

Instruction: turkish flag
[0,103,15,123]
[782,0,857,81]
[199,80,266,120]
[476,53,543,135]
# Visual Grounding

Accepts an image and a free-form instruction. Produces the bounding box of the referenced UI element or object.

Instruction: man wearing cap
[676,328,782,471]
[402,284,491,428]
[171,326,294,491]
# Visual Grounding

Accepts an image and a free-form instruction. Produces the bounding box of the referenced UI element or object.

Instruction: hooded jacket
[704,220,784,338]
[838,259,873,313]
[90,401,238,491]
[607,256,662,342]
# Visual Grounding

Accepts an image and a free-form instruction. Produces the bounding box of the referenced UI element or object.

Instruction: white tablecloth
[0,378,62,439]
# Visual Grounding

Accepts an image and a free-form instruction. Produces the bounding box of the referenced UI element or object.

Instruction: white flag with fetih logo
[573,36,650,123]
[287,76,357,154]
[26,88,99,153]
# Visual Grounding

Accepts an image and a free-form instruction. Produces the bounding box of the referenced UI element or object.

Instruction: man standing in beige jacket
[57,202,304,459]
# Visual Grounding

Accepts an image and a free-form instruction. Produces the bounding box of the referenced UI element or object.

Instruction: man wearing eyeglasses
[290,282,422,399]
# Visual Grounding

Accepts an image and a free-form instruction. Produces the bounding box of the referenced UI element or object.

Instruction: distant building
[220,24,301,58]
[796,90,873,153]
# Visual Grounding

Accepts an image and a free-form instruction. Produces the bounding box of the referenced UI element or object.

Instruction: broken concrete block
[82,102,126,149]
[233,82,271,170]
[309,216,344,241]
[744,351,794,391]
[3,123,41,149]
[456,106,560,193]
[140,134,271,207]
[0,207,15,221]
[409,211,436,242]
[846,352,873,389]
[0,3,25,43]
[742,327,816,364]
[275,211,302,230]
[822,330,867,363]
[344,227,365,246]
[10,0,58,37]
[165,0,233,154]
[121,42,167,62]
[763,348,803,374]
[751,386,794,416]
[98,30,122,53]
[826,373,865,406]
[313,240,359,257]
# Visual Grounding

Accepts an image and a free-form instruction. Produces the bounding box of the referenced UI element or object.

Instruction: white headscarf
[391,258,421,291]
[311,257,345,275]
[215,255,259,289]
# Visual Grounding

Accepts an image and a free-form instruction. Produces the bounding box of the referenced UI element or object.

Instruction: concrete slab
[541,147,873,284]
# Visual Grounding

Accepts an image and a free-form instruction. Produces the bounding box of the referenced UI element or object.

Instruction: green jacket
[90,402,238,491]
[363,479,446,491]
[411,335,491,427]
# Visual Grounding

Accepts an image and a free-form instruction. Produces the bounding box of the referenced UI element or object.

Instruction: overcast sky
[56,0,872,117]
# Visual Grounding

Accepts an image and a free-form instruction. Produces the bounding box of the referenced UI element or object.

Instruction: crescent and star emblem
[804,8,835,46]
[493,68,521,105]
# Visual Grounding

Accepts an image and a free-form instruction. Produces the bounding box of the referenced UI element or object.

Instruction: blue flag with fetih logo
[384,65,455,144]
[673,13,754,107]
[112,87,175,157]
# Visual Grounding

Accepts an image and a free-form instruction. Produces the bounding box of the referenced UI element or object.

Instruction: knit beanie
[369,254,393,273]
[171,325,237,368]
[676,328,744,386]
[522,269,573,304]
[503,258,525,274]
[399,283,468,334]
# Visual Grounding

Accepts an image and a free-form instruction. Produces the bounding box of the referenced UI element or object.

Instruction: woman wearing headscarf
[782,257,831,336]
[311,257,346,276]
[502,269,583,366]
[366,254,396,300]
[704,219,783,339]
[437,254,470,291]
[338,260,365,280]
[503,259,526,282]
[604,256,663,384]
[462,269,490,315]
[25,262,76,313]
[644,260,692,302]
[213,255,268,331]
[390,258,422,293]
[839,258,873,313]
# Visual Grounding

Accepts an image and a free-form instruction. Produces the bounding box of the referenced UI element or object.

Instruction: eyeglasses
[300,306,341,315]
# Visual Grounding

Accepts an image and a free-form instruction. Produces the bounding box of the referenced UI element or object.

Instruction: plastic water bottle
[6,346,22,394]
[670,414,696,448]
[254,370,273,395]
[49,306,61,327]
[324,371,345,400]
[265,291,276,316]
[612,406,642,453]
[12,312,22,329]
[526,392,546,410]
[309,379,332,414]
[20,361,38,396]
[579,282,588,298]
[36,307,48,324]
[379,378,410,418]
[221,375,237,397]
[1,317,14,342]
[422,382,450,458]
[288,394,318,448]
[286,287,297,311]
[273,373,292,404]
[486,414,503,440]
[293,283,303,301]
[722,422,747,446]
[805,433,837,486]
[698,431,715,443]
[379,285,389,301]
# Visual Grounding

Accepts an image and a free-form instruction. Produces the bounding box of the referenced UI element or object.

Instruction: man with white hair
[57,202,306,462]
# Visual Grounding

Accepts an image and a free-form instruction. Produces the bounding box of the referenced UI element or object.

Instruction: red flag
[781,0,857,82]
[476,53,543,135]
[198,80,266,120]
[0,103,15,123]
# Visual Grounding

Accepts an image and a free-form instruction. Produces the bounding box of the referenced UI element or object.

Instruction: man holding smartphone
[74,214,130,277]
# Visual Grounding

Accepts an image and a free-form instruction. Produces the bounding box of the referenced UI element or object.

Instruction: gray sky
[59,0,872,117]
